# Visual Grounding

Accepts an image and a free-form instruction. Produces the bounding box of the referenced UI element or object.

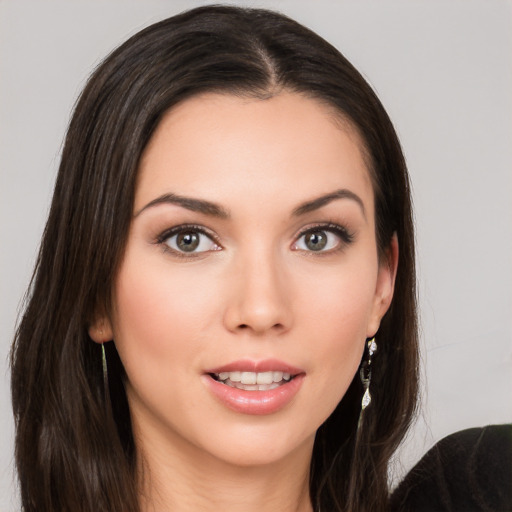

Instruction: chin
[192,420,316,469]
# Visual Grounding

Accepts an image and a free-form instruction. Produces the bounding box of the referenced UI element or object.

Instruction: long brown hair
[11,6,418,511]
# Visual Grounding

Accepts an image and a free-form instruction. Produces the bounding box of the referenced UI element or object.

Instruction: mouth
[209,370,294,391]
[203,359,305,414]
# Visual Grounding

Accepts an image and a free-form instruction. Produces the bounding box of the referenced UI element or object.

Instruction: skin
[90,92,397,512]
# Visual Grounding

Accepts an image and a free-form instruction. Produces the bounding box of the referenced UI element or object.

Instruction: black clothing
[390,424,512,511]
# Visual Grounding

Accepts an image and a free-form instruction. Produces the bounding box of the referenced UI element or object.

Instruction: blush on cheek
[112,254,219,365]
[114,272,171,352]
[306,281,374,336]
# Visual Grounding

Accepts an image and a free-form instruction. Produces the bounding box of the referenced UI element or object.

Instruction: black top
[390,424,512,511]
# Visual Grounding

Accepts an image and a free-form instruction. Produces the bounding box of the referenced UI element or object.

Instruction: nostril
[237,323,284,332]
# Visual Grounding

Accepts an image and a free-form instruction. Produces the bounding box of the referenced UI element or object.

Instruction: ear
[367,233,399,338]
[88,315,114,344]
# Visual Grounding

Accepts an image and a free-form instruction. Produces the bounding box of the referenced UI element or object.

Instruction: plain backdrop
[1,1,511,510]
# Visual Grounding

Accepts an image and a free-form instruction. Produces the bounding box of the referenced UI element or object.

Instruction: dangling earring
[101,342,109,404]
[358,337,377,429]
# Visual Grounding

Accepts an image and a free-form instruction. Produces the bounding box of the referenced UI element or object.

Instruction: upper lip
[205,359,304,376]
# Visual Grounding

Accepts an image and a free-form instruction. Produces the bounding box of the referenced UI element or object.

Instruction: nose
[223,249,293,336]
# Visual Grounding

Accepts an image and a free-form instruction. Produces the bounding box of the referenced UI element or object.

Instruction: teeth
[240,372,257,385]
[232,382,282,391]
[273,371,283,382]
[256,371,273,384]
[214,370,294,385]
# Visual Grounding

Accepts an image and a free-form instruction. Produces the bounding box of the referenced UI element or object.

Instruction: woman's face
[92,92,396,468]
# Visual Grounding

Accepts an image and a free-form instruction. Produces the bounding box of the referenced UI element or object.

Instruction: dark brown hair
[11,5,418,511]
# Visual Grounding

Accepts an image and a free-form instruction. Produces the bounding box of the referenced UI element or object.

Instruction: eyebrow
[135,193,230,219]
[292,189,366,219]
[135,188,366,220]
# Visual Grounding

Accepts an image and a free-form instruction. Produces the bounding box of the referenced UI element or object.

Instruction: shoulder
[390,424,512,511]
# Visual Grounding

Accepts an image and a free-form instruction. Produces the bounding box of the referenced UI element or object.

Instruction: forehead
[136,92,374,216]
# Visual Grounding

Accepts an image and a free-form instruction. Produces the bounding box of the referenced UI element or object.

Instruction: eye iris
[177,232,200,252]
[305,231,327,251]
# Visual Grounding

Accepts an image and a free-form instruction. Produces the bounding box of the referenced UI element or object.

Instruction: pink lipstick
[203,359,305,415]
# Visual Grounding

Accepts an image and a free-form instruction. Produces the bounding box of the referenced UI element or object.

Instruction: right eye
[295,229,340,252]
[291,223,354,254]
[158,226,221,255]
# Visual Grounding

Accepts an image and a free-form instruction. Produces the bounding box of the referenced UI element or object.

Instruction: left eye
[293,229,342,252]
[164,230,219,253]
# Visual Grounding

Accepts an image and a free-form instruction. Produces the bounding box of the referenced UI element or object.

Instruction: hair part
[11,6,418,512]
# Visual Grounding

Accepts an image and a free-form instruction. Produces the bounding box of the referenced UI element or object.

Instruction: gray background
[1,1,511,510]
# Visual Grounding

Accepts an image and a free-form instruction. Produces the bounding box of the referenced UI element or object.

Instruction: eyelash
[154,222,354,258]
[293,222,355,254]
[155,224,221,258]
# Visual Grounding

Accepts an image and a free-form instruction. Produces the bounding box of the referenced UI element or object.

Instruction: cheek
[293,259,378,410]
[297,257,378,341]
[110,251,220,375]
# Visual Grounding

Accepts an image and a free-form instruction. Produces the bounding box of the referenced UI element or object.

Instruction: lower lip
[203,374,305,415]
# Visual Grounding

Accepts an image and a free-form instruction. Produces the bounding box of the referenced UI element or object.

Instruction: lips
[206,359,303,375]
[203,359,305,415]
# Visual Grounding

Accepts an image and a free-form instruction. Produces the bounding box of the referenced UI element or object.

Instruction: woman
[11,5,418,512]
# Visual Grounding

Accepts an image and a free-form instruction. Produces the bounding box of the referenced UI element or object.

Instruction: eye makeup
[291,222,355,254]
[154,223,222,258]
[152,219,355,260]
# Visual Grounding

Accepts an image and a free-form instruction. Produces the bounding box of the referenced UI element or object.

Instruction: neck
[135,424,314,512]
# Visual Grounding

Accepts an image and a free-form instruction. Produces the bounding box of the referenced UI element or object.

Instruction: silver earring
[101,342,109,403]
[358,338,377,429]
